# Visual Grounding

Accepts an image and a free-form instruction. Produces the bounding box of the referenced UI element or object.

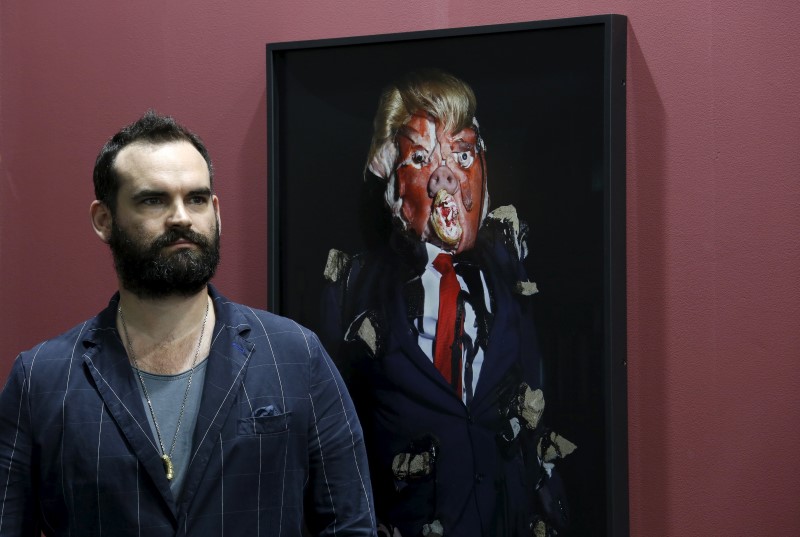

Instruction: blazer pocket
[237,411,292,436]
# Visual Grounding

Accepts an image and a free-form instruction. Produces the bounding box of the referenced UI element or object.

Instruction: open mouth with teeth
[430,189,462,247]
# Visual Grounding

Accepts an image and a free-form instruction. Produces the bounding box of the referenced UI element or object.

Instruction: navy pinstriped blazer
[0,285,376,536]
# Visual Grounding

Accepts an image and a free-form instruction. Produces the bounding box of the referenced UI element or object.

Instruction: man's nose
[427,164,459,198]
[166,201,192,227]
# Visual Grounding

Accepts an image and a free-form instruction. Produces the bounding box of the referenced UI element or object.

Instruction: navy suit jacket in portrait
[320,208,571,537]
[0,285,376,536]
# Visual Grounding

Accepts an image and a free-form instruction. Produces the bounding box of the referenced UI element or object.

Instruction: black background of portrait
[268,16,627,536]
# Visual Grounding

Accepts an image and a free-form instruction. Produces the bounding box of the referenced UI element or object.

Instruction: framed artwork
[267,15,627,536]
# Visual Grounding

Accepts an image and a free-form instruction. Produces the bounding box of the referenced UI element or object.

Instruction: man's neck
[116,286,215,375]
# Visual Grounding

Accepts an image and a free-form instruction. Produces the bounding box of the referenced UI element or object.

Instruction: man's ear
[90,200,113,243]
[368,141,398,180]
[212,194,221,236]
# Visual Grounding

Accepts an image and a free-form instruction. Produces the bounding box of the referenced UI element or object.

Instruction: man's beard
[108,220,220,299]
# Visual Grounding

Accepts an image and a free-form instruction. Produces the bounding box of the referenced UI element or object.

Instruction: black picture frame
[267,15,627,536]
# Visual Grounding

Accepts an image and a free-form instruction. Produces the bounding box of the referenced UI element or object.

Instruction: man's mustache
[150,228,212,251]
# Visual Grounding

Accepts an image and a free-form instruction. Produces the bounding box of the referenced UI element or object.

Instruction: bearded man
[321,70,573,537]
[0,111,375,536]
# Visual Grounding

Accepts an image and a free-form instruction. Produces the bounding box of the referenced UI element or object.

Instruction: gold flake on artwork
[323,249,351,282]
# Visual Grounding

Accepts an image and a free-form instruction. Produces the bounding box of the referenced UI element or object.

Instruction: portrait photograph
[267,15,627,535]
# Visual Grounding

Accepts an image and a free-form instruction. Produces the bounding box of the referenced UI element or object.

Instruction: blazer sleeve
[0,356,42,536]
[304,333,376,536]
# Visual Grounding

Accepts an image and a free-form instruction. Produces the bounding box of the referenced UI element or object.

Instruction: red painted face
[394,111,486,253]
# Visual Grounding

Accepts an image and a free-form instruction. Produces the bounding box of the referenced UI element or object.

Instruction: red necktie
[433,253,463,396]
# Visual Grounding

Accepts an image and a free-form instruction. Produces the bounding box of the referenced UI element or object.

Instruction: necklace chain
[118,297,210,481]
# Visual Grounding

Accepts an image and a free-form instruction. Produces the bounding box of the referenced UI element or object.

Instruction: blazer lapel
[179,294,254,508]
[82,299,179,518]
[469,262,522,411]
[387,281,465,403]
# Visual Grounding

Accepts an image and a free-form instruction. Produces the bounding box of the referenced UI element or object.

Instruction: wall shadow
[626,23,669,536]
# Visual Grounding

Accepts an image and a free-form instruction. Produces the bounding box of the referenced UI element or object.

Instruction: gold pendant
[162,454,174,481]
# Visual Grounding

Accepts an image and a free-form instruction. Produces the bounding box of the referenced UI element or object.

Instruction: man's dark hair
[93,110,214,213]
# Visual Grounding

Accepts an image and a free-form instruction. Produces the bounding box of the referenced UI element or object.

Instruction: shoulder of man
[218,298,303,333]
[211,291,327,359]
[11,297,118,376]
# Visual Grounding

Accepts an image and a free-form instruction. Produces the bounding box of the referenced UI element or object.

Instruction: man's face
[106,140,221,298]
[394,111,485,253]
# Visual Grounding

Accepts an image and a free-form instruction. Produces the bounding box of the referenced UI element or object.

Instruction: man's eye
[454,151,474,169]
[411,151,429,166]
[189,196,208,205]
[141,198,162,206]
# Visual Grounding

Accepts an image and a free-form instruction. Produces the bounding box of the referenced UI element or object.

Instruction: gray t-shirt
[135,358,208,499]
